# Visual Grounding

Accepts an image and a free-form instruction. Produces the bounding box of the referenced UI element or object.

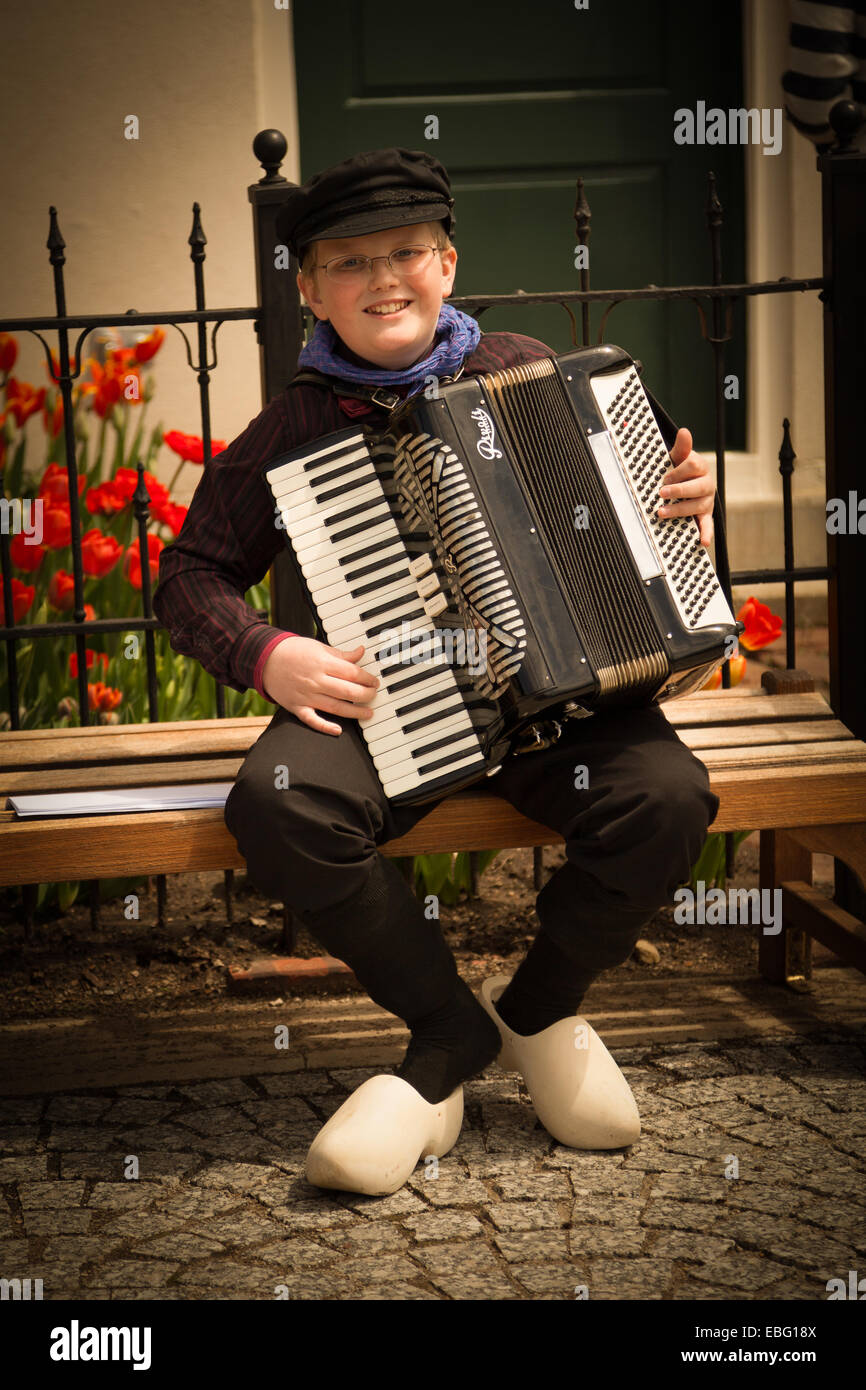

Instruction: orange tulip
[46,349,79,382]
[132,327,166,363]
[4,377,46,427]
[702,654,747,691]
[0,333,18,374]
[88,680,123,712]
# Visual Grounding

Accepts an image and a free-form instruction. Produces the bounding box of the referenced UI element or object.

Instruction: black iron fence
[2,108,863,919]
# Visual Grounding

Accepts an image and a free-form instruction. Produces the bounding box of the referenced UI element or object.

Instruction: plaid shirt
[153,330,556,700]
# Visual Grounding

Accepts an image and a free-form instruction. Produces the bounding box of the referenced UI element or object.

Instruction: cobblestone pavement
[1,1032,864,1301]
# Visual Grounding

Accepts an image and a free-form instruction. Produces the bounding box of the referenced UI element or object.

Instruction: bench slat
[675,720,852,750]
[698,740,866,768]
[0,693,840,772]
[660,693,836,726]
[1,762,865,884]
[0,724,270,771]
[0,759,247,795]
[1,725,858,798]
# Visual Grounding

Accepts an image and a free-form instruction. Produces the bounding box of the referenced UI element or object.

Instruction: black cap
[275,147,455,260]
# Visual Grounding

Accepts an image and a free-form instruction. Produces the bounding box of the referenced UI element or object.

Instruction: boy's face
[297,221,457,370]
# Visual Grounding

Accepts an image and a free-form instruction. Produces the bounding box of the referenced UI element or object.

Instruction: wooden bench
[2,672,865,988]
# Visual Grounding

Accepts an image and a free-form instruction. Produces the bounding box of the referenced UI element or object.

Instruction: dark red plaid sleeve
[153,329,555,697]
[153,391,329,696]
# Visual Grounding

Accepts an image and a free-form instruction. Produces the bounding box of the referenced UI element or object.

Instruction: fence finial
[828,98,863,151]
[778,417,795,478]
[253,129,289,184]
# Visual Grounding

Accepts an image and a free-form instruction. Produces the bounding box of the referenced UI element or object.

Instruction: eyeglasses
[313,243,442,281]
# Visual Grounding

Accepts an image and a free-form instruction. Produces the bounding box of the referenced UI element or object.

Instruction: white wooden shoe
[305,1074,464,1196]
[478,975,640,1150]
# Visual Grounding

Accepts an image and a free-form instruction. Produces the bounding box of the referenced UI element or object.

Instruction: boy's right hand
[261,636,380,736]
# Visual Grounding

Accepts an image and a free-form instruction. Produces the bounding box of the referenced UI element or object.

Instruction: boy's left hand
[657,427,715,548]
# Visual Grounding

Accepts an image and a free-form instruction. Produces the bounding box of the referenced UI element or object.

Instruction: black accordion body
[263,345,738,806]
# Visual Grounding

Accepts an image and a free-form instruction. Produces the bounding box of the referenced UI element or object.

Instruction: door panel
[292,0,746,449]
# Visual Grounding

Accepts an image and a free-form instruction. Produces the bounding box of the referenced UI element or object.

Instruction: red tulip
[81,528,123,578]
[86,481,126,516]
[123,533,163,590]
[0,576,35,621]
[41,503,72,550]
[737,596,783,651]
[38,463,86,504]
[163,430,227,464]
[156,501,188,537]
[87,467,168,517]
[48,570,76,611]
[69,649,109,679]
[9,531,45,573]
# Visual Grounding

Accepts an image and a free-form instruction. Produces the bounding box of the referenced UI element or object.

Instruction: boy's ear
[297,269,327,320]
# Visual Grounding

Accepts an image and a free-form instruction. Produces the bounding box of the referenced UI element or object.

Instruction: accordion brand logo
[470,408,502,461]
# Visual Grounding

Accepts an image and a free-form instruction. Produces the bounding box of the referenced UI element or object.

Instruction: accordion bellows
[264,345,738,805]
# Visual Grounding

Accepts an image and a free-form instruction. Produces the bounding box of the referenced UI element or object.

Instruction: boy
[153,148,719,1196]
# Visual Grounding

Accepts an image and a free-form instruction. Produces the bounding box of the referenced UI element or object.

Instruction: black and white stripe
[782,0,866,144]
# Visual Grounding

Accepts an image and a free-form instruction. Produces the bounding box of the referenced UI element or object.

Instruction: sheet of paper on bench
[9,783,234,818]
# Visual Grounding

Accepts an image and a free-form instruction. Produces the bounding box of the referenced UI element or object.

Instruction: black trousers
[224,700,719,994]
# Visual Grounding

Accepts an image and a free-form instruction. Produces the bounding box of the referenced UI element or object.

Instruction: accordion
[263,344,738,806]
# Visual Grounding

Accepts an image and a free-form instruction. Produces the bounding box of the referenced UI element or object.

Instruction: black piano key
[365,604,427,638]
[385,660,452,694]
[315,470,379,505]
[330,508,394,545]
[402,698,467,735]
[338,535,404,569]
[343,545,405,582]
[416,741,486,777]
[306,457,372,489]
[348,564,412,599]
[323,495,386,528]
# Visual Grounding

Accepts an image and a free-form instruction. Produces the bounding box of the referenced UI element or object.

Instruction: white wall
[0,0,300,506]
[732,0,827,619]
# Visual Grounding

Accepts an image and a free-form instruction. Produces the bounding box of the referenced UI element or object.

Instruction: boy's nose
[367,256,400,289]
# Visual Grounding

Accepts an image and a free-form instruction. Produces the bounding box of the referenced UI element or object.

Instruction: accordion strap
[288,365,465,415]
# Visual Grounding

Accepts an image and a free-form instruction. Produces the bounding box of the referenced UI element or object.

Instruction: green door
[292,0,745,448]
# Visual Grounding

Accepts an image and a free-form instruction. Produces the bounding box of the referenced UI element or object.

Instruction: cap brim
[305,201,451,245]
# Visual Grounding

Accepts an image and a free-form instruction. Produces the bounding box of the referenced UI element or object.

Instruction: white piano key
[378,739,489,795]
[286,483,389,541]
[271,458,373,505]
[265,435,367,486]
[372,710,478,771]
[296,518,399,570]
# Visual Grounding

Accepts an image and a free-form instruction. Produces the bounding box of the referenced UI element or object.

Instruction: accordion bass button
[424,593,450,618]
[408,554,434,579]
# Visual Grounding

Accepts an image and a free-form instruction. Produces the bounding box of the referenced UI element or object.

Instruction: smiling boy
[154,148,720,1196]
